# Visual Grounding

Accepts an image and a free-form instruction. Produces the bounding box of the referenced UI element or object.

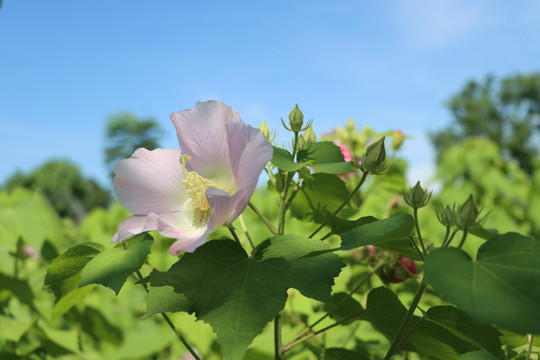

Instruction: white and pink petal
[113,148,188,215]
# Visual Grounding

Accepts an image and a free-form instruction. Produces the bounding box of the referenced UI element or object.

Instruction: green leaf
[145,286,192,318]
[80,306,124,345]
[426,306,504,359]
[0,274,35,309]
[468,226,498,240]
[325,347,370,360]
[338,214,419,259]
[291,173,349,223]
[324,292,364,325]
[0,188,64,251]
[359,287,504,360]
[44,242,104,301]
[297,141,354,174]
[460,351,501,360]
[79,233,154,295]
[149,235,344,360]
[325,213,377,236]
[0,314,33,342]
[271,147,310,171]
[424,232,540,334]
[51,284,97,320]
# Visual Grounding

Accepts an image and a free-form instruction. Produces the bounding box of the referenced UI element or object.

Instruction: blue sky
[1,0,539,188]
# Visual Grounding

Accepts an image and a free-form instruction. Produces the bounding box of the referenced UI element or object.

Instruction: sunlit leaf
[424,232,540,334]
[51,285,96,320]
[325,213,377,236]
[297,141,354,174]
[149,235,344,360]
[338,214,419,259]
[79,233,153,295]
[44,242,103,301]
[271,147,309,171]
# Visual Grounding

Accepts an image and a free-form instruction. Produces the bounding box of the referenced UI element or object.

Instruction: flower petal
[113,148,188,215]
[170,101,240,187]
[112,212,211,255]
[225,122,273,218]
[206,187,245,227]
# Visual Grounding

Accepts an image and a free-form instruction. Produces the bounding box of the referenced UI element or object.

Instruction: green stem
[284,183,301,211]
[309,262,382,330]
[248,202,279,235]
[441,227,450,247]
[444,228,459,247]
[278,186,290,235]
[413,208,427,256]
[457,229,469,249]
[394,316,426,353]
[383,281,427,360]
[228,226,242,247]
[309,171,369,238]
[282,308,366,353]
[287,262,382,348]
[135,271,201,360]
[408,235,425,262]
[274,313,283,360]
[238,215,255,250]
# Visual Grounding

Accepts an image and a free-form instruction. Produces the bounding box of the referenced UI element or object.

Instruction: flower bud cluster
[436,195,489,231]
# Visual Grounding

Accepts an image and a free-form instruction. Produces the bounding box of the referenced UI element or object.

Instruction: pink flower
[338,143,353,162]
[112,101,273,255]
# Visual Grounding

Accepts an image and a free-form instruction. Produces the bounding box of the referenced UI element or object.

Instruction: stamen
[182,171,213,213]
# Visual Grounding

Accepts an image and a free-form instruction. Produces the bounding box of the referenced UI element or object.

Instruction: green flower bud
[403,181,432,209]
[298,126,316,150]
[361,137,386,174]
[436,204,457,228]
[259,120,270,140]
[457,195,480,230]
[289,104,304,132]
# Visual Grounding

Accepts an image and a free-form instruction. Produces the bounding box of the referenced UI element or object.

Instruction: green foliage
[424,233,540,334]
[44,242,103,300]
[80,233,154,294]
[291,173,349,223]
[149,236,344,360]
[104,111,164,170]
[2,160,111,221]
[296,142,354,174]
[339,214,419,260]
[272,141,353,174]
[435,137,540,239]
[431,73,540,175]
[3,111,540,360]
[359,287,504,359]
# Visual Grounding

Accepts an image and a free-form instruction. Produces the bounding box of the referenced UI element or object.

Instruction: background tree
[104,111,164,171]
[431,73,540,175]
[2,160,111,222]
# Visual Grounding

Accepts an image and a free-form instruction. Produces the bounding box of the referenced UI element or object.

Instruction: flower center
[182,171,213,213]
